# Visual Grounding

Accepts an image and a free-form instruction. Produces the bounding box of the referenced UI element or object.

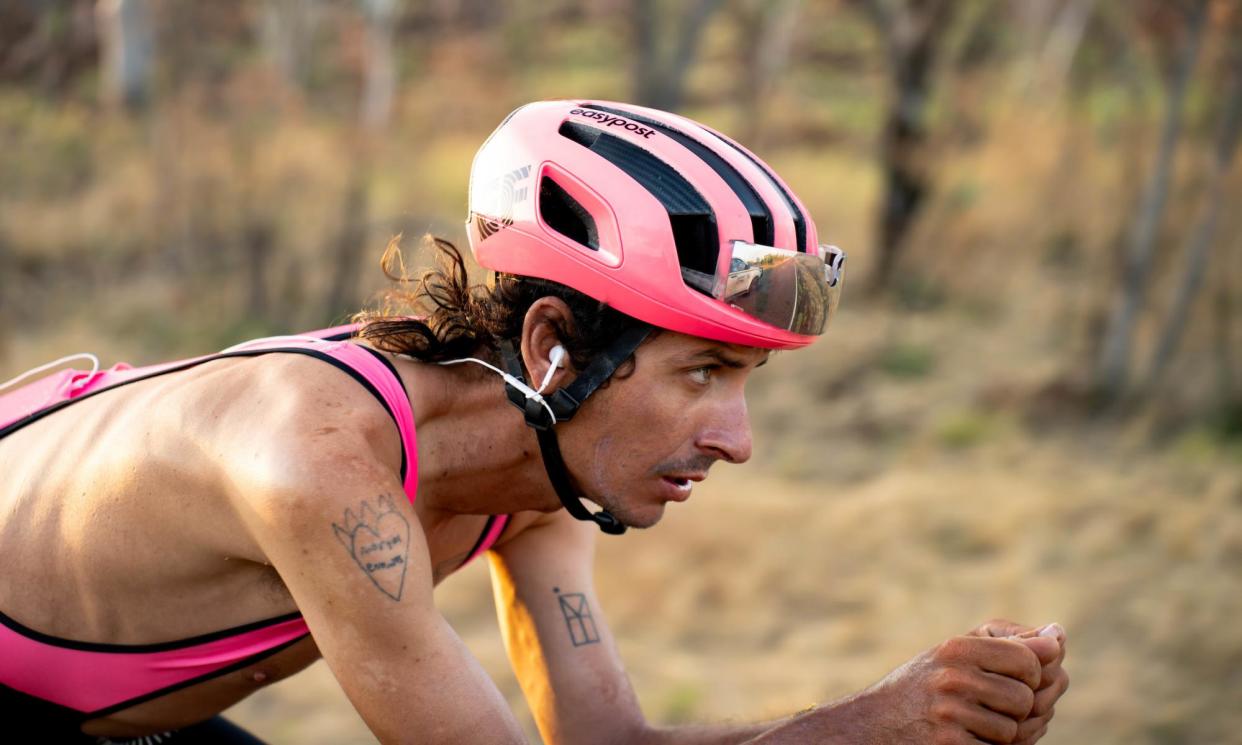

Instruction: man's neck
[381,349,559,522]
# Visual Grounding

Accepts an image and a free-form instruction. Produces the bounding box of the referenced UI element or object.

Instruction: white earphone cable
[420,354,559,425]
[0,353,101,395]
[219,335,334,353]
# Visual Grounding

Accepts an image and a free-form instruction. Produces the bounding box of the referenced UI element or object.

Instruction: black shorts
[91,717,268,745]
[2,683,268,743]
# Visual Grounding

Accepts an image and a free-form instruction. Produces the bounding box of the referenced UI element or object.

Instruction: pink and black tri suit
[0,326,510,737]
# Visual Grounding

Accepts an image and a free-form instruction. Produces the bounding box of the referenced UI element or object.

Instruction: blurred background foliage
[1,1,1241,743]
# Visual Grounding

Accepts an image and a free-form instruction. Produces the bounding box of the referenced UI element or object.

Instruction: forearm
[637,720,776,745]
[738,691,877,745]
[637,700,854,745]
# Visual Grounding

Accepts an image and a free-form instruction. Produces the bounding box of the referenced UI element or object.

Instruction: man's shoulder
[207,352,405,494]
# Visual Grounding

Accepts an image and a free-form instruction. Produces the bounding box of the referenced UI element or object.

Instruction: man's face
[555,331,768,529]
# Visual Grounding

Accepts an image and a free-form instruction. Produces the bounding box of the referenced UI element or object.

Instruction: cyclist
[0,100,1067,744]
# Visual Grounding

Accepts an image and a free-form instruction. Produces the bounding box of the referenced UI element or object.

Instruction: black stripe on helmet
[707,129,808,253]
[559,120,719,279]
[581,103,774,247]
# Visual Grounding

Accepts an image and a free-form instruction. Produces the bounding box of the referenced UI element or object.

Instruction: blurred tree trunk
[0,227,9,328]
[432,0,500,29]
[630,0,725,111]
[95,0,153,110]
[1,2,99,93]
[244,219,275,319]
[1094,0,1208,402]
[324,174,368,320]
[854,0,955,294]
[632,0,658,103]
[1029,0,1096,100]
[360,0,398,133]
[733,0,802,148]
[261,0,318,92]
[1214,270,1238,405]
[320,0,400,319]
[1143,28,1242,396]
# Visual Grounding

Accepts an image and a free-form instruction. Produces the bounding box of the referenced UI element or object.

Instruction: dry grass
[3,25,1240,742]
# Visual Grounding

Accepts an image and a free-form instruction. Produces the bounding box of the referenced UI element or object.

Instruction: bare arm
[490,508,1069,745]
[488,509,774,745]
[232,418,527,744]
[744,625,1068,745]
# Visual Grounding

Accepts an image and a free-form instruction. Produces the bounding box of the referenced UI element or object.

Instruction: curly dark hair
[352,234,651,374]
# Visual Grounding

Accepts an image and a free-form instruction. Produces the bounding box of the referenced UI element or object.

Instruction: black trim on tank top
[358,345,402,387]
[0,610,304,654]
[306,349,408,483]
[0,633,309,725]
[354,345,409,482]
[83,634,310,721]
[0,634,308,726]
[349,346,504,569]
[0,346,408,484]
[463,515,499,563]
[0,342,411,653]
[0,338,418,722]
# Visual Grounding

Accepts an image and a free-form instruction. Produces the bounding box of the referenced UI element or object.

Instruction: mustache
[651,454,717,477]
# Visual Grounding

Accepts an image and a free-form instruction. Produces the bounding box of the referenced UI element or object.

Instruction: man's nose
[696,398,753,465]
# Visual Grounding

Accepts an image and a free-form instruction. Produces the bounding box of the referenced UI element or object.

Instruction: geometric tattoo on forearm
[332,494,410,601]
[553,587,600,647]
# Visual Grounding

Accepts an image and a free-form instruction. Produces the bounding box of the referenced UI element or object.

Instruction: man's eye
[689,366,713,384]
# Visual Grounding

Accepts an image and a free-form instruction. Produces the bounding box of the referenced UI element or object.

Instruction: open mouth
[660,475,700,501]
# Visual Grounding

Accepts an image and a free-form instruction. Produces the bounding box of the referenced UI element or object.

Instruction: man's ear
[520,297,576,389]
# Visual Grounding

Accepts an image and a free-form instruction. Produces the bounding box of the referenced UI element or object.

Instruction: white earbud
[537,345,566,394]
[430,343,568,425]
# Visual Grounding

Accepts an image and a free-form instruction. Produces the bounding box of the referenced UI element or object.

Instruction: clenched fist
[971,619,1070,744]
[744,619,1069,744]
[849,619,1069,744]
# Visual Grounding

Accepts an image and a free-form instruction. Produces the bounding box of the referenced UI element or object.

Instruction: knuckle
[929,699,961,723]
[936,636,970,662]
[931,666,969,695]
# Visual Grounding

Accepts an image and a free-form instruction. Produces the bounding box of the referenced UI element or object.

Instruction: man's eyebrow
[684,348,761,369]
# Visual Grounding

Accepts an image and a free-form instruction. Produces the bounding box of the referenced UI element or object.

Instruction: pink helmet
[466,100,845,351]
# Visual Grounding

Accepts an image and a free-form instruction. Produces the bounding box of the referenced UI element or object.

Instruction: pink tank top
[0,326,509,718]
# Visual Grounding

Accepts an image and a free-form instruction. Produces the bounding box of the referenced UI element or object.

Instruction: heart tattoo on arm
[332,494,411,601]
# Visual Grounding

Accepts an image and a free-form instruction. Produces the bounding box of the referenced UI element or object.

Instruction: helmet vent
[558,120,719,278]
[582,104,774,247]
[540,177,599,250]
[710,133,808,253]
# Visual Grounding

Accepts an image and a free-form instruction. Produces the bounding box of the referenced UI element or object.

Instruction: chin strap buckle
[592,511,627,535]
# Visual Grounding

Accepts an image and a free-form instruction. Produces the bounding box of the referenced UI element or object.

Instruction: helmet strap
[498,324,651,535]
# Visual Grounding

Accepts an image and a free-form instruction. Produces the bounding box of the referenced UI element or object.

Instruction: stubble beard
[587,490,663,530]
